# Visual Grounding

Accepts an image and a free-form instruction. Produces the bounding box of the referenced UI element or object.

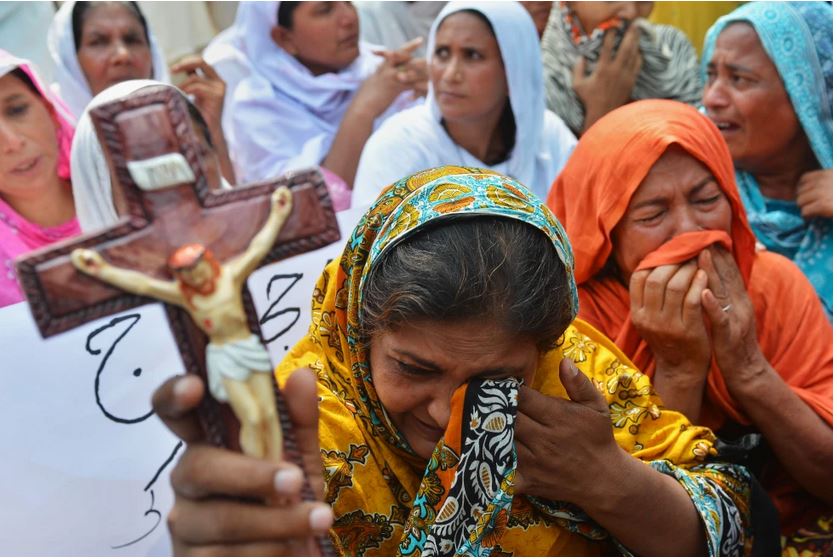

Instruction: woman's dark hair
[361,217,575,352]
[9,68,40,97]
[277,2,301,29]
[437,9,516,164]
[72,1,151,51]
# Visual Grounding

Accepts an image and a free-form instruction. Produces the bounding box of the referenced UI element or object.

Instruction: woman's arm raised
[322,38,425,188]
[699,247,832,502]
[515,359,708,556]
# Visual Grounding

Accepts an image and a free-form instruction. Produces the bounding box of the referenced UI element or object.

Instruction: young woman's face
[271,1,360,76]
[431,12,508,126]
[76,2,153,95]
[702,23,807,172]
[0,74,61,200]
[369,317,538,460]
[610,148,733,282]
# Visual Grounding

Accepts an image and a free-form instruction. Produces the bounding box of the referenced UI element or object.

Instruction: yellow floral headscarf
[276,166,750,556]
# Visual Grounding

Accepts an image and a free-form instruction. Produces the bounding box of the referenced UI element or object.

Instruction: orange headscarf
[547,100,832,526]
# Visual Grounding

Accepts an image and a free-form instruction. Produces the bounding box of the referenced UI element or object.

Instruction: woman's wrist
[654,358,709,388]
[577,449,648,521]
[721,353,772,399]
[567,443,632,513]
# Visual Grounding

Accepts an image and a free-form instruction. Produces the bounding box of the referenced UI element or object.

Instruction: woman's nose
[111,41,131,64]
[0,122,25,153]
[426,390,453,431]
[702,76,729,110]
[673,211,705,236]
[338,2,357,28]
[442,58,463,83]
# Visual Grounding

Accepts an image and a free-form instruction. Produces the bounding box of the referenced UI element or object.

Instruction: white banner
[0,206,365,555]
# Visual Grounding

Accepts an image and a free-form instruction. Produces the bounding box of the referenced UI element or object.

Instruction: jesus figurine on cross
[71,187,292,461]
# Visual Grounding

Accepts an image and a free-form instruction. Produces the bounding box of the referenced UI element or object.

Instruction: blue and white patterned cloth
[702,1,833,319]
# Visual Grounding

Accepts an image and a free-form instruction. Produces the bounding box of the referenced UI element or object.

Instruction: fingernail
[570,364,581,378]
[309,505,334,532]
[274,467,303,494]
[173,375,198,399]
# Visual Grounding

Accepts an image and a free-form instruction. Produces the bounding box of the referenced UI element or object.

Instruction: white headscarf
[227,1,401,183]
[352,1,577,206]
[47,1,170,119]
[71,79,230,233]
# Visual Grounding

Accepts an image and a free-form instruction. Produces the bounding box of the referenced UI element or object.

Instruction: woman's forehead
[436,11,495,42]
[377,318,538,369]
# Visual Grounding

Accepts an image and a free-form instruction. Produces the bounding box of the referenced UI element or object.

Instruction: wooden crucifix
[15,86,338,554]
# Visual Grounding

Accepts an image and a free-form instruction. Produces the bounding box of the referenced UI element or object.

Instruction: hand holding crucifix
[71,187,293,460]
[15,85,340,555]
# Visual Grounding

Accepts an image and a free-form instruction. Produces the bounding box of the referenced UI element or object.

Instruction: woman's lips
[709,117,741,135]
[437,91,466,102]
[339,33,359,47]
[11,156,40,175]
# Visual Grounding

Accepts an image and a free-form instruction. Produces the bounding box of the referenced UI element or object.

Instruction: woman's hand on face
[171,56,227,135]
[698,247,765,389]
[629,261,712,380]
[572,23,642,127]
[152,371,332,556]
[796,169,833,219]
[515,358,625,505]
[359,37,425,116]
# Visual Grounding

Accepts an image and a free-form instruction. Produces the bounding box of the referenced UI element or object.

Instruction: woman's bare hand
[573,23,643,131]
[698,247,766,392]
[796,169,833,219]
[629,261,712,379]
[152,371,332,556]
[515,358,624,504]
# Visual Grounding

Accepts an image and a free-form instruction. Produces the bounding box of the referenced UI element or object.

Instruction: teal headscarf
[702,2,833,319]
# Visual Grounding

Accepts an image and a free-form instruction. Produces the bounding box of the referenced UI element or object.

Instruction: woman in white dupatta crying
[351,1,577,207]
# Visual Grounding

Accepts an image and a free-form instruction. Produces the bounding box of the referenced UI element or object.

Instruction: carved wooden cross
[16,86,338,554]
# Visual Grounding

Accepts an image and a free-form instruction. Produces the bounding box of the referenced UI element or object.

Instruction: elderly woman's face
[703,23,807,171]
[0,74,61,200]
[431,12,508,127]
[611,148,733,280]
[76,2,153,96]
[271,1,360,76]
[369,317,538,460]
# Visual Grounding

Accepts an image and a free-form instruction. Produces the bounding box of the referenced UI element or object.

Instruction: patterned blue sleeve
[639,460,751,557]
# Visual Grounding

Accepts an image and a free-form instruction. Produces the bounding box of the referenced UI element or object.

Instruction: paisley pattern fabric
[275,166,752,556]
[399,378,522,556]
[542,1,702,136]
[702,1,834,319]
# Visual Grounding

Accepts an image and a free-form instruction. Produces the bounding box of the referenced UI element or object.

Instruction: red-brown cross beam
[16,86,338,554]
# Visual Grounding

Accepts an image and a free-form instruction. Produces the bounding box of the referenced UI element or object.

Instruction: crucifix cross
[16,86,338,554]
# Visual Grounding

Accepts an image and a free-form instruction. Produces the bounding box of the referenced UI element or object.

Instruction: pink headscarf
[0,50,75,179]
[0,50,79,308]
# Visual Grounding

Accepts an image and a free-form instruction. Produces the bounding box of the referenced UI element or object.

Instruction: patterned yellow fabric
[274,166,747,555]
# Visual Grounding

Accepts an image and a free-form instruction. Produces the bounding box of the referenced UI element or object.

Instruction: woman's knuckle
[167,505,188,539]
[171,450,203,496]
